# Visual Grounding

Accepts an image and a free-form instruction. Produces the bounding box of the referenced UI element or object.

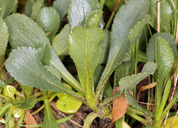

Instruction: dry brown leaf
[110,86,130,128]
[137,82,157,101]
[25,110,38,128]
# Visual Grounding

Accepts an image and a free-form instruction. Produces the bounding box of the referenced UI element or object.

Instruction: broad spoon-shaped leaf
[4,13,82,94]
[5,47,85,102]
[68,26,104,110]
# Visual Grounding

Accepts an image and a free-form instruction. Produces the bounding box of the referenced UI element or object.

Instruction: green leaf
[69,26,104,94]
[68,26,104,108]
[114,64,126,87]
[119,62,157,92]
[84,10,103,28]
[128,15,150,43]
[31,0,44,20]
[155,37,174,90]
[56,92,82,113]
[0,17,8,66]
[35,43,51,65]
[42,99,59,128]
[5,47,85,101]
[52,24,70,56]
[5,13,83,94]
[4,14,49,48]
[35,7,60,41]
[96,0,149,99]
[147,33,177,62]
[68,0,103,29]
[99,29,110,64]
[124,89,145,111]
[0,0,16,18]
[44,65,61,81]
[52,0,70,19]
[19,84,33,98]
[14,97,36,109]
[148,0,172,32]
[23,0,36,17]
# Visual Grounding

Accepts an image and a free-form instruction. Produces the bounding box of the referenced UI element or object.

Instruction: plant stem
[83,112,98,128]
[147,23,152,36]
[105,0,121,29]
[0,104,12,117]
[154,80,171,128]
[36,92,56,102]
[126,111,149,126]
[174,0,177,37]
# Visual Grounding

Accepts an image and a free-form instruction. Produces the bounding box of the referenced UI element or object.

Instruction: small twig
[0,63,5,70]
[137,101,155,106]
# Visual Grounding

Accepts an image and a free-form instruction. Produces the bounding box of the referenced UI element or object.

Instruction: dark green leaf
[119,62,156,92]
[128,15,150,43]
[23,0,34,17]
[0,17,8,65]
[114,64,126,87]
[15,97,36,109]
[155,37,174,89]
[99,29,110,64]
[68,0,103,29]
[0,0,16,18]
[35,43,51,65]
[5,13,82,93]
[5,14,49,48]
[52,24,70,56]
[147,33,177,62]
[5,47,85,101]
[42,99,59,128]
[125,89,145,111]
[31,0,44,19]
[148,0,172,32]
[35,7,60,41]
[96,0,149,99]
[52,0,70,19]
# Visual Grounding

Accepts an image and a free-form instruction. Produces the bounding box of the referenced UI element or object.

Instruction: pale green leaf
[5,13,83,94]
[148,0,172,32]
[119,62,156,92]
[68,0,103,29]
[69,26,104,96]
[0,0,16,18]
[42,99,59,128]
[52,24,70,56]
[52,0,70,19]
[96,0,149,99]
[147,33,177,62]
[155,37,174,89]
[0,79,6,88]
[5,47,85,102]
[31,0,44,20]
[15,97,36,109]
[128,15,150,43]
[44,65,61,81]
[56,92,82,113]
[84,10,103,28]
[35,7,60,41]
[0,17,8,66]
